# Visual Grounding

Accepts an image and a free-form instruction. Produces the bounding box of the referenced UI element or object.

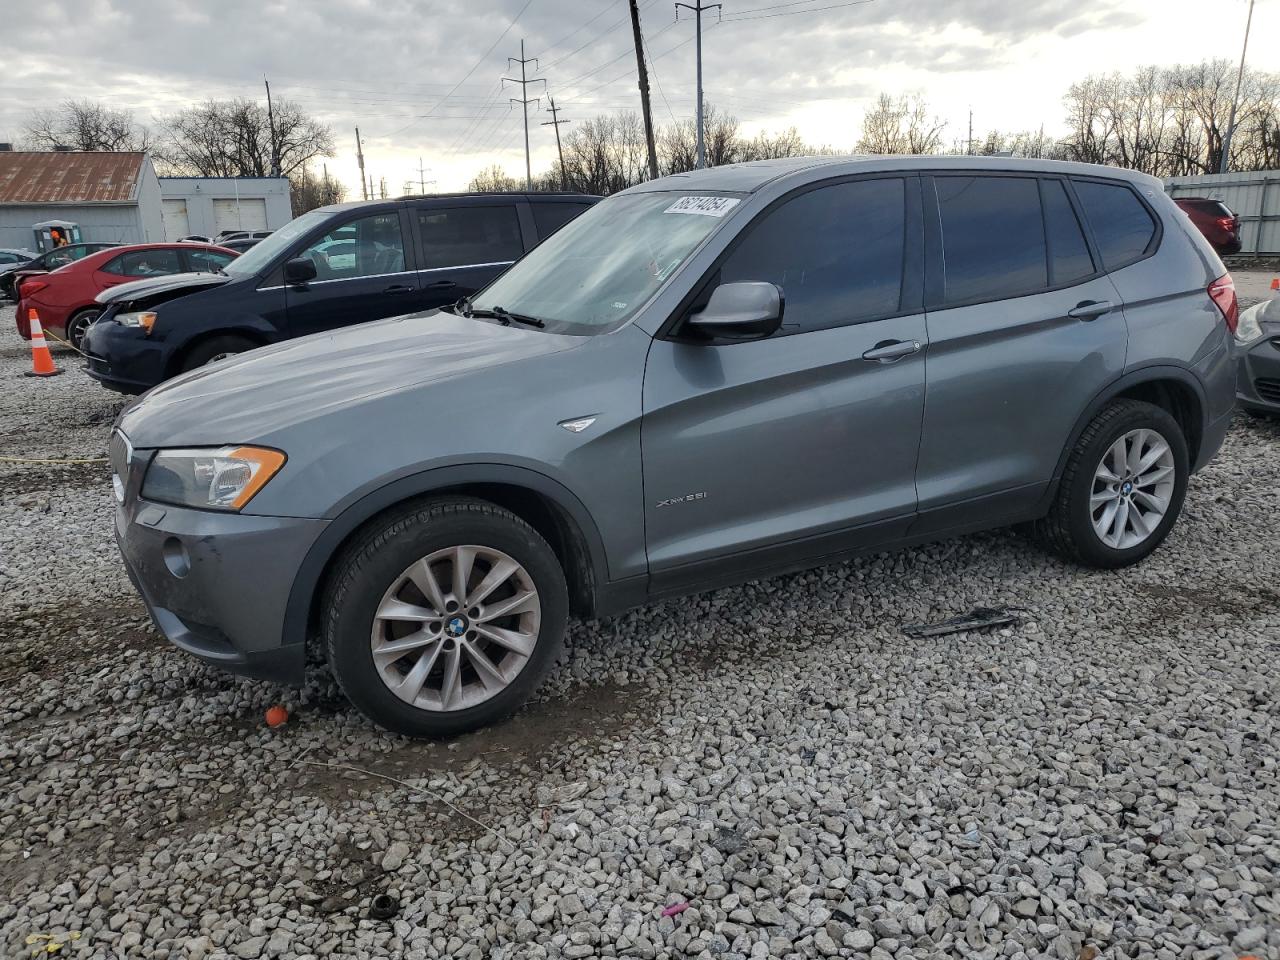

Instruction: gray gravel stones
[2,315,1280,958]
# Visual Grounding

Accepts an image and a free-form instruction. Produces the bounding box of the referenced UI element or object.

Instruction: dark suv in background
[82,192,598,393]
[1174,197,1242,255]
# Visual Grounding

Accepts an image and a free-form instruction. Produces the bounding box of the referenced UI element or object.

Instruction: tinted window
[101,249,184,277]
[1073,180,1157,270]
[187,249,236,273]
[936,176,1046,304]
[718,178,905,333]
[417,206,523,269]
[297,213,405,281]
[0,253,17,265]
[532,203,593,239]
[1042,180,1094,285]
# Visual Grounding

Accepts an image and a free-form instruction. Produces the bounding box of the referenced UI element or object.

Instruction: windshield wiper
[467,304,546,328]
[450,297,546,328]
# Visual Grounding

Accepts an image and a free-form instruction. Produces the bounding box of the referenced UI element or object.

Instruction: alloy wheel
[1090,428,1176,550]
[369,544,541,712]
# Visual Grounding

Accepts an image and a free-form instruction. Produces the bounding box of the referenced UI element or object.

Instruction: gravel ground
[1,307,1278,960]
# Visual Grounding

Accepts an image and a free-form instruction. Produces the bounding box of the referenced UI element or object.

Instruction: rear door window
[532,202,593,239]
[416,206,523,269]
[718,177,906,334]
[935,175,1046,304]
[1042,180,1095,286]
[101,249,185,277]
[186,249,236,273]
[1072,180,1157,271]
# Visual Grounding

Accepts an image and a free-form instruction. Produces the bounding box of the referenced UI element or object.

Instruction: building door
[161,200,189,240]
[213,198,268,235]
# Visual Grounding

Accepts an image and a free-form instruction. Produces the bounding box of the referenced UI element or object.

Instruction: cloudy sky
[1,0,1275,194]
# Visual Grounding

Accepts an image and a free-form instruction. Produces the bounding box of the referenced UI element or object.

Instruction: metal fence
[1164,170,1280,255]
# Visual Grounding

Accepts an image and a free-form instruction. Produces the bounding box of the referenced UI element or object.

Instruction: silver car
[111,156,1238,736]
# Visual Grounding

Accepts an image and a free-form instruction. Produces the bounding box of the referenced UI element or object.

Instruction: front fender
[278,462,614,651]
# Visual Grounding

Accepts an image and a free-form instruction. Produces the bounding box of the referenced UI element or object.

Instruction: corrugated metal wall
[1164,170,1280,255]
[0,204,145,250]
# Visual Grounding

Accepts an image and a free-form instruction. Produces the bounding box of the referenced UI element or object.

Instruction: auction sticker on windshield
[664,196,741,217]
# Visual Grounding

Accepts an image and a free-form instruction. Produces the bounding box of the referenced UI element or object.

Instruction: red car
[1174,197,1242,255]
[16,242,238,349]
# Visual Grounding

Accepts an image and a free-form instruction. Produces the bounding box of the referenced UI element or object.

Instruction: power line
[388,0,536,138]
[643,24,680,126]
[720,0,874,21]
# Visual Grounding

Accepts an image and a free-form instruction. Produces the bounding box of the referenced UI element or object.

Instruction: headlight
[116,310,156,333]
[141,446,286,511]
[1235,302,1265,344]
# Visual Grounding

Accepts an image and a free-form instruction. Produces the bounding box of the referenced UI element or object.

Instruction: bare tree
[23,99,150,151]
[155,98,333,179]
[857,94,944,155]
[468,164,522,192]
[290,165,347,216]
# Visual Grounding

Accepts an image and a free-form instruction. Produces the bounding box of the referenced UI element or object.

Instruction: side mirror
[284,257,318,285]
[685,281,782,341]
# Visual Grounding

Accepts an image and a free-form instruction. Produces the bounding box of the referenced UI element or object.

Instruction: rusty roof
[0,152,146,204]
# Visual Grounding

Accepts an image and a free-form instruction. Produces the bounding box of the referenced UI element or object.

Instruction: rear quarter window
[532,202,593,239]
[1072,180,1158,271]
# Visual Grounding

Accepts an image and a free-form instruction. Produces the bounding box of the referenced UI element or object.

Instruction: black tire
[322,497,569,737]
[66,308,101,351]
[1033,399,1189,569]
[180,335,258,372]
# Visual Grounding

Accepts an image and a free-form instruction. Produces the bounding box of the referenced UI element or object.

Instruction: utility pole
[380,177,387,200]
[355,127,368,201]
[541,97,572,191]
[416,157,433,194]
[675,0,721,169]
[967,108,973,155]
[369,174,375,202]
[1220,0,1255,174]
[264,76,280,176]
[629,0,659,180]
[503,40,546,190]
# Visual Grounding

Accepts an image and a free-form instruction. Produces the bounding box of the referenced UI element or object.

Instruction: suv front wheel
[323,497,568,737]
[1036,399,1189,568]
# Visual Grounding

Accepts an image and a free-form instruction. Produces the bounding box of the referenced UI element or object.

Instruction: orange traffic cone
[25,309,62,378]
[1271,278,1279,291]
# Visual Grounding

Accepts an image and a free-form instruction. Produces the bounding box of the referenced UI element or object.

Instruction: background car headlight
[116,310,156,333]
[141,446,286,510]
[1235,302,1265,344]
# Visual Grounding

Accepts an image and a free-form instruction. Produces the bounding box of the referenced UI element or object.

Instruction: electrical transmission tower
[503,40,546,190]
[541,97,572,191]
[675,0,721,169]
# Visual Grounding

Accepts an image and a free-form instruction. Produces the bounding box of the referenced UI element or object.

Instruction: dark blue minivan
[83,192,598,393]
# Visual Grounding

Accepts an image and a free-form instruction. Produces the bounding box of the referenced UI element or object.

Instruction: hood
[119,310,586,447]
[96,272,230,305]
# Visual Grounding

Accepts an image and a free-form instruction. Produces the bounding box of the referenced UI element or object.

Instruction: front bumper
[83,317,167,394]
[1235,322,1280,415]
[114,474,328,685]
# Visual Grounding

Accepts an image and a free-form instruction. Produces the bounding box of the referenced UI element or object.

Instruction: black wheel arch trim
[279,463,614,651]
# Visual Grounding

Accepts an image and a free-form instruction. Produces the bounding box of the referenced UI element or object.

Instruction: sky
[0,0,1275,195]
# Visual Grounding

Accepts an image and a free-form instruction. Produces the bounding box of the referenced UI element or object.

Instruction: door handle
[862,339,922,362]
[424,280,457,290]
[1067,299,1113,321]
[383,284,415,294]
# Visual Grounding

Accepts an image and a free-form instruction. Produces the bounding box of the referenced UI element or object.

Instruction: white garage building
[158,177,293,240]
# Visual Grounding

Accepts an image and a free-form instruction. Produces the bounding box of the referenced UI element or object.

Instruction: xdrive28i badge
[655,491,709,508]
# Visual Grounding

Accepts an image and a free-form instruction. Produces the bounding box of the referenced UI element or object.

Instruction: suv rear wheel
[323,497,568,737]
[1035,399,1188,568]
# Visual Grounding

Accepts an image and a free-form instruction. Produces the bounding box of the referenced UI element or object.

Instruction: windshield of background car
[223,208,335,278]
[468,192,743,336]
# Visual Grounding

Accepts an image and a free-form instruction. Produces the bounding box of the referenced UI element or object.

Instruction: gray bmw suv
[111,156,1238,736]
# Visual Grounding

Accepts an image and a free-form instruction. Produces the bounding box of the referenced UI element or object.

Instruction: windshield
[469,191,741,335]
[223,208,335,277]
